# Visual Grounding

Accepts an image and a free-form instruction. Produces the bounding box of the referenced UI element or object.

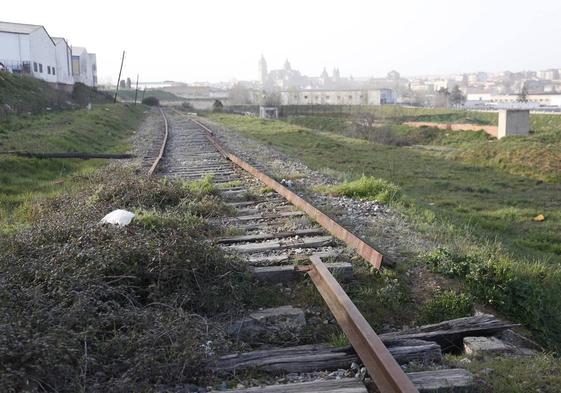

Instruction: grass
[207,113,561,351]
[0,73,110,118]
[446,353,561,393]
[286,115,350,132]
[0,104,145,230]
[321,175,402,204]
[0,168,268,392]
[0,73,71,116]
[418,289,474,324]
[285,110,561,182]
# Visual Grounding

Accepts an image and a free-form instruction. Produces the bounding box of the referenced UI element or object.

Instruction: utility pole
[134,74,139,105]
[113,51,125,103]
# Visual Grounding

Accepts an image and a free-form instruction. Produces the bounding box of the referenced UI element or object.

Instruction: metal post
[113,51,125,104]
[134,74,139,105]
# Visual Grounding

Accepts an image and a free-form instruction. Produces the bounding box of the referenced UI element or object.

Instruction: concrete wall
[29,28,57,83]
[281,90,392,106]
[498,109,529,139]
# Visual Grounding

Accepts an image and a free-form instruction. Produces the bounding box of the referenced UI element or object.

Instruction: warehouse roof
[0,21,42,34]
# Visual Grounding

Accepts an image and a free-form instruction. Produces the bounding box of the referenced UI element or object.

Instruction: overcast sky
[4,0,561,84]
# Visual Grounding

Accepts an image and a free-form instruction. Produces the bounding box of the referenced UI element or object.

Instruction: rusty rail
[169,109,418,392]
[187,114,385,268]
[308,255,419,393]
[147,107,169,177]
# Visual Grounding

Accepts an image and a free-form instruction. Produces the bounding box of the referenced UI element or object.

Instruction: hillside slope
[0,72,110,118]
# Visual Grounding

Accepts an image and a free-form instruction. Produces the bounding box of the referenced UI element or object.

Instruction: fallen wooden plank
[251,262,353,283]
[228,378,367,393]
[235,211,306,222]
[225,236,333,254]
[0,151,135,159]
[380,314,518,352]
[212,343,441,375]
[235,206,293,216]
[227,201,259,208]
[406,369,474,393]
[175,169,236,176]
[227,370,474,393]
[248,250,341,266]
[217,228,326,244]
[235,223,271,232]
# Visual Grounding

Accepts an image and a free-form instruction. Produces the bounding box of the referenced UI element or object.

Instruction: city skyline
[3,0,561,84]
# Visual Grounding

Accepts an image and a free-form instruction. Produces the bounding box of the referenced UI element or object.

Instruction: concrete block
[463,336,514,357]
[498,109,529,139]
[227,306,306,342]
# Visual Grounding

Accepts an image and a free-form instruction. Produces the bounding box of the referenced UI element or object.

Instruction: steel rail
[167,109,416,392]
[308,255,419,393]
[147,107,169,177]
[185,113,386,268]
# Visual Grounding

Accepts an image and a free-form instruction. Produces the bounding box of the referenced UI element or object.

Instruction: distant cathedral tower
[258,55,268,85]
[333,68,340,81]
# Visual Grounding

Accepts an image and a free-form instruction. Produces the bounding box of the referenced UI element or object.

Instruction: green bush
[142,96,160,106]
[419,289,474,324]
[325,175,402,204]
[71,82,111,105]
[426,248,561,351]
[212,99,224,112]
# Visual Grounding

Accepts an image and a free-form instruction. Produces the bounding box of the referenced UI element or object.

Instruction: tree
[181,101,194,111]
[435,87,450,108]
[212,100,224,112]
[126,77,132,89]
[228,83,251,105]
[449,85,466,106]
[262,92,281,106]
[517,85,529,103]
[142,96,160,106]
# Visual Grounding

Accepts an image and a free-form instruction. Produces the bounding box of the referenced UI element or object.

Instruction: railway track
[141,107,482,393]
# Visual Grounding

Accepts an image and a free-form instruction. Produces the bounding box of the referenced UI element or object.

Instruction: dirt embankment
[404,121,498,137]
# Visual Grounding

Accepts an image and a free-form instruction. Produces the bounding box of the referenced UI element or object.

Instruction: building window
[47,66,51,74]
[304,95,308,99]
[39,64,43,73]
[52,68,55,75]
[33,62,38,72]
[348,95,352,99]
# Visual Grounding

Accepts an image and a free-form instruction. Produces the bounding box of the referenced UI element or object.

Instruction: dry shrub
[0,168,251,392]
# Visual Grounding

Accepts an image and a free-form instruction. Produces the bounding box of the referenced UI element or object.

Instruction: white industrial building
[467,93,561,108]
[0,21,58,83]
[280,88,395,106]
[71,46,97,86]
[0,20,97,87]
[53,37,73,85]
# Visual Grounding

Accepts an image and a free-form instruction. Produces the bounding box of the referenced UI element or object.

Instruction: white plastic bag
[100,209,135,226]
